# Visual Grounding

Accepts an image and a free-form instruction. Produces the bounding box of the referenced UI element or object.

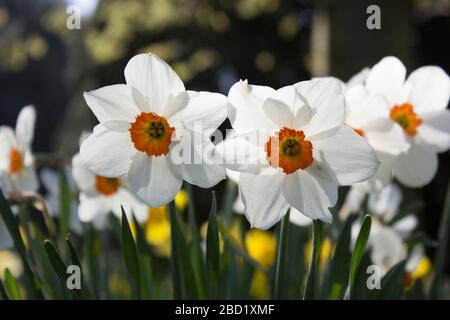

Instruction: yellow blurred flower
[0,250,23,280]
[250,269,270,299]
[304,238,333,267]
[144,190,188,257]
[245,229,276,269]
[412,256,431,280]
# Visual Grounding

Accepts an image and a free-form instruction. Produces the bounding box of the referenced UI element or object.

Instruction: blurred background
[0,0,449,273]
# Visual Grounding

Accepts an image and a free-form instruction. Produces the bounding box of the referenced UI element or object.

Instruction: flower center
[390,103,422,136]
[265,127,313,174]
[130,112,175,156]
[9,148,24,174]
[95,176,121,196]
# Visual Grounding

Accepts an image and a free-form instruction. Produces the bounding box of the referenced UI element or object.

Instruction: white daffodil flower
[361,56,450,187]
[80,53,228,207]
[347,183,418,239]
[347,183,427,279]
[0,105,38,193]
[218,78,380,229]
[40,168,82,234]
[72,152,148,229]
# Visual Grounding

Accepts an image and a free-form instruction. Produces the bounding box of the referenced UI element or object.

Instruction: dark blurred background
[0,0,449,270]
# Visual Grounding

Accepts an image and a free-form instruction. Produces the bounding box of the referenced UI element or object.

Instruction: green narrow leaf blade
[0,279,10,300]
[0,189,45,299]
[44,239,81,299]
[348,214,372,298]
[206,192,219,298]
[4,268,21,300]
[304,219,323,300]
[121,207,142,298]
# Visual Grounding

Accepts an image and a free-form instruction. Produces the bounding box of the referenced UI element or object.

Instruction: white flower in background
[40,169,82,234]
[80,53,228,207]
[348,183,418,240]
[0,106,38,193]
[362,56,450,187]
[218,78,379,229]
[72,152,148,229]
[348,183,430,282]
[345,82,409,191]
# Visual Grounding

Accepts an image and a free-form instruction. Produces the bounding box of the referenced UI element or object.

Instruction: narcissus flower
[218,78,379,229]
[72,152,148,228]
[0,106,38,193]
[363,56,450,187]
[80,53,228,207]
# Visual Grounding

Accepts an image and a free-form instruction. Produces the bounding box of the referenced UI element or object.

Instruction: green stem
[274,211,290,299]
[304,220,323,300]
[430,176,450,299]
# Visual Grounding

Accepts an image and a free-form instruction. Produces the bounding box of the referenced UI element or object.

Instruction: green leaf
[168,201,198,299]
[0,279,10,300]
[371,260,406,300]
[131,214,153,300]
[0,189,45,299]
[327,214,357,299]
[185,184,207,299]
[4,268,21,300]
[430,177,450,298]
[65,234,82,268]
[348,214,372,299]
[44,239,81,299]
[59,170,71,237]
[206,192,219,298]
[304,219,323,300]
[121,206,141,298]
[274,211,290,299]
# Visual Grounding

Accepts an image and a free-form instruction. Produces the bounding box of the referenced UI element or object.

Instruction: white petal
[312,126,380,185]
[169,91,228,137]
[215,131,268,174]
[124,53,185,114]
[232,193,246,214]
[163,91,189,119]
[393,143,438,187]
[181,139,226,188]
[0,217,13,249]
[78,194,108,222]
[364,119,409,156]
[12,166,38,192]
[392,214,418,239]
[80,125,136,178]
[295,77,345,139]
[15,105,36,149]
[418,110,450,153]
[0,172,14,195]
[406,244,424,272]
[262,98,293,128]
[289,207,312,226]
[0,126,18,171]
[370,226,406,274]
[366,56,407,105]
[345,89,390,128]
[83,84,141,126]
[228,80,277,132]
[128,153,183,207]
[368,183,402,219]
[406,66,450,114]
[362,151,396,192]
[239,169,289,230]
[343,185,367,213]
[71,153,97,196]
[226,169,240,184]
[282,169,336,223]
